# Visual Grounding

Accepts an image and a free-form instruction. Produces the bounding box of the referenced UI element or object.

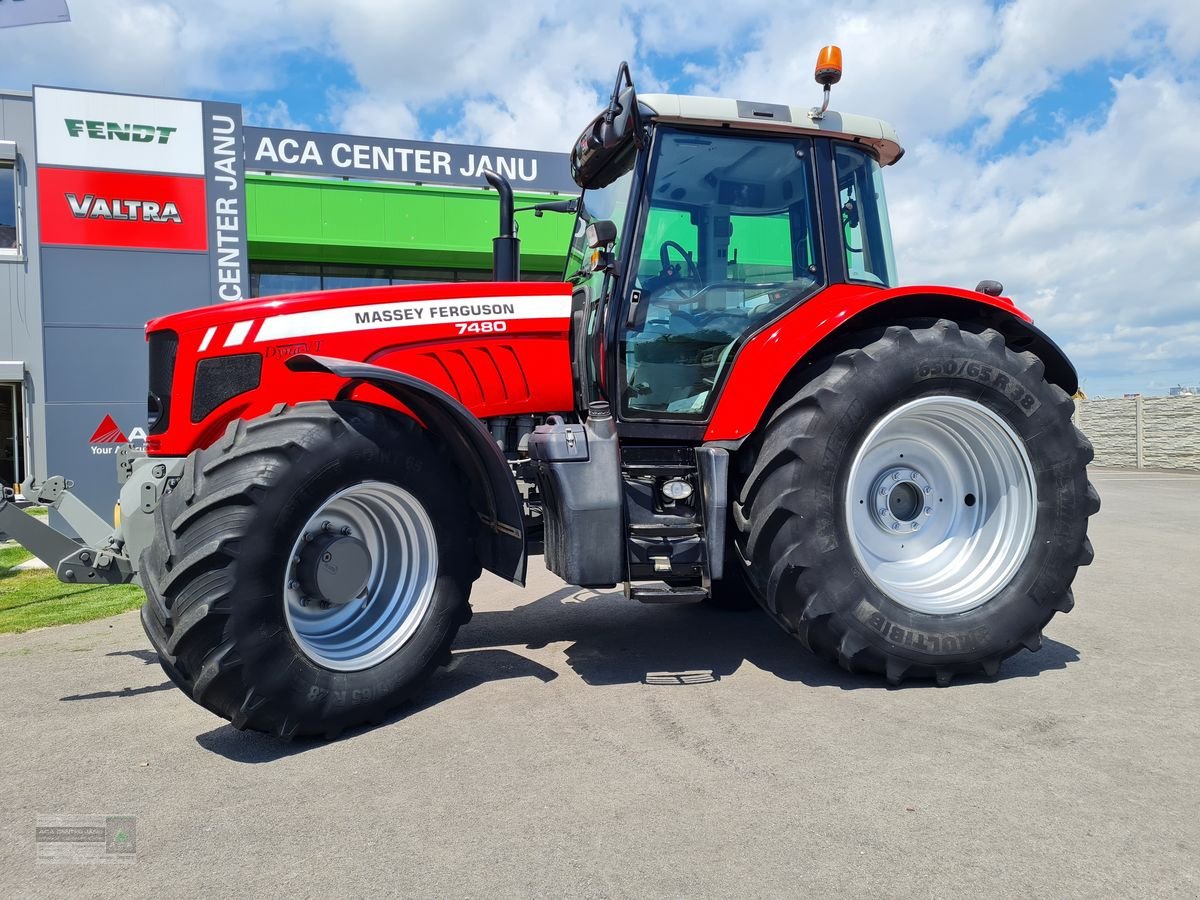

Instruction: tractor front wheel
[734,320,1099,684]
[140,401,479,738]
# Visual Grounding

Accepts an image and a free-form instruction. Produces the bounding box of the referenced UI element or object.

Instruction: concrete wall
[1074,397,1200,470]
[0,91,47,484]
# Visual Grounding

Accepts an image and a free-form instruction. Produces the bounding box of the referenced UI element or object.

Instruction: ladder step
[629,586,708,604]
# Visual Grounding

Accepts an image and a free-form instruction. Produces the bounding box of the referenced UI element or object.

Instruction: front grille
[147,330,178,435]
[191,353,262,423]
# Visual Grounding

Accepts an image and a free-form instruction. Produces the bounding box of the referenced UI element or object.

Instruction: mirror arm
[609,61,646,149]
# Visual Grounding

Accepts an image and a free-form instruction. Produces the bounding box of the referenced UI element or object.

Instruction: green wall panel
[246,175,575,273]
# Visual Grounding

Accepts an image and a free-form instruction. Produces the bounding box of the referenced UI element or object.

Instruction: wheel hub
[295,531,371,606]
[282,481,439,672]
[870,467,933,533]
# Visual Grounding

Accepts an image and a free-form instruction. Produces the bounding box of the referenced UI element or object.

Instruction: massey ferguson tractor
[1,49,1097,739]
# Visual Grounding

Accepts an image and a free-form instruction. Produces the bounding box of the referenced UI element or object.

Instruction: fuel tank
[144,280,574,457]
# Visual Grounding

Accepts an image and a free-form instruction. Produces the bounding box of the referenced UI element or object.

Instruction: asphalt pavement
[0,467,1196,898]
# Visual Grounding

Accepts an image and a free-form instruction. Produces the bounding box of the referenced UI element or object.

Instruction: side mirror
[570,62,644,190]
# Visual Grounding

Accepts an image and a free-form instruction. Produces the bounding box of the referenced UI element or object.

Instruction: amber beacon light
[815,45,843,85]
[810,44,843,120]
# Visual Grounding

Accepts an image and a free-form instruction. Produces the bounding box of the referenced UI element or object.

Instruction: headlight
[661,478,693,501]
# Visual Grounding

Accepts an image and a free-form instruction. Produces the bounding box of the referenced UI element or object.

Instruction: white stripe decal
[254,295,571,343]
[198,326,216,352]
[225,320,253,347]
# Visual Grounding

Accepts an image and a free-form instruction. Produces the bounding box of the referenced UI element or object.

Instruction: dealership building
[0,86,575,517]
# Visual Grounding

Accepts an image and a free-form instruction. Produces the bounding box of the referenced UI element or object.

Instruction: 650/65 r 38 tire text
[139,401,480,739]
[733,320,1100,685]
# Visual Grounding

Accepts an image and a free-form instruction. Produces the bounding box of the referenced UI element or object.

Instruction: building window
[249,262,562,297]
[0,142,18,256]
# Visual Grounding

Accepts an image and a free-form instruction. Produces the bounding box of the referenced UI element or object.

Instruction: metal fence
[1073,396,1200,470]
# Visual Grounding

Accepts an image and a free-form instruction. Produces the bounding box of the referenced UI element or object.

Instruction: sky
[2,0,1199,396]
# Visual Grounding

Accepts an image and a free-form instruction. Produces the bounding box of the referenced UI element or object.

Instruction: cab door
[613,128,825,424]
[564,162,639,412]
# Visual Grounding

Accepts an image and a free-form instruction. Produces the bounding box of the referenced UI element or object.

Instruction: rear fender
[287,354,526,586]
[706,285,1078,442]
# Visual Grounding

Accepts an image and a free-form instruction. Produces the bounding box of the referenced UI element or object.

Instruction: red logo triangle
[89,414,128,444]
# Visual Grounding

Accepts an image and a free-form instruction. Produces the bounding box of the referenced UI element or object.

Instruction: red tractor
[2,51,1097,738]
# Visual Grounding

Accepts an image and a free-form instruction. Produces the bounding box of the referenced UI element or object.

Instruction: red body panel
[146,281,574,457]
[147,276,1032,457]
[704,283,1031,441]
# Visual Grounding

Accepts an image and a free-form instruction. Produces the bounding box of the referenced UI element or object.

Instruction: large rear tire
[140,401,479,738]
[733,320,1099,684]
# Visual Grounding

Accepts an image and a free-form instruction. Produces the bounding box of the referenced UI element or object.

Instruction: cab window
[835,145,897,286]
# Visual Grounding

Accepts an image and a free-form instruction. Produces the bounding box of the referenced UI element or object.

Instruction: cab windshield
[621,129,822,418]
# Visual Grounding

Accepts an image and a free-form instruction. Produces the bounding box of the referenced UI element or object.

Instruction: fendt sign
[63,119,178,144]
[34,88,205,175]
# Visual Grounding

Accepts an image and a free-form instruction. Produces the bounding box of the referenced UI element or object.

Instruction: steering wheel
[658,240,701,286]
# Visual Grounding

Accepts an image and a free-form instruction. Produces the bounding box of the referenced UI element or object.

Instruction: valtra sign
[37,167,208,250]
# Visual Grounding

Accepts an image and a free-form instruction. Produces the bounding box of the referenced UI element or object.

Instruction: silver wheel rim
[283,481,438,671]
[844,396,1037,615]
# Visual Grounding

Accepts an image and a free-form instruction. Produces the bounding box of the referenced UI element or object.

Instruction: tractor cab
[566,59,903,430]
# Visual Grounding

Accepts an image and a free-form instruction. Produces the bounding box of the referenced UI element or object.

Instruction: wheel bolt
[340,526,352,536]
[924,486,932,494]
[319,600,331,610]
[911,522,920,530]
[891,523,900,530]
[292,555,301,565]
[322,521,333,533]
[288,580,299,591]
[924,507,932,515]
[303,532,313,543]
[298,596,309,607]
[892,472,901,481]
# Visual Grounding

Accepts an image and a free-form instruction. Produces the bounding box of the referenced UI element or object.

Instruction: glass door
[0,383,22,490]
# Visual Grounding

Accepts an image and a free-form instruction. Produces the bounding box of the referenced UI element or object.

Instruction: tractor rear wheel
[734,320,1099,684]
[140,401,479,738]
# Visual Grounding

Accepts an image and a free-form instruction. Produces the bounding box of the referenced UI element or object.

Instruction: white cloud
[330,91,419,140]
[243,99,309,131]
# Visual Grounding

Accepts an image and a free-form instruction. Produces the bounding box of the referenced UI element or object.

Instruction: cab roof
[637,93,904,166]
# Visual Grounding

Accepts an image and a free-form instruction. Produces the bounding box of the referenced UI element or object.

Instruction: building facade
[0,87,575,518]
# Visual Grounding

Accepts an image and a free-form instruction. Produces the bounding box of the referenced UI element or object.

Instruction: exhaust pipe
[482,169,520,282]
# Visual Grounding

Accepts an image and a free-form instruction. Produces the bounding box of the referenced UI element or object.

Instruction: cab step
[627,585,708,604]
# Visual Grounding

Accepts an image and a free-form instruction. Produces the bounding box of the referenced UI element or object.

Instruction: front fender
[287,354,526,586]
